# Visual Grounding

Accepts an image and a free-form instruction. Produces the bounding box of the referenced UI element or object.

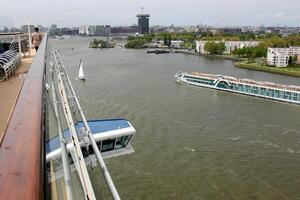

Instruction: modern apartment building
[79,25,89,35]
[267,47,300,67]
[196,40,259,54]
[80,25,111,36]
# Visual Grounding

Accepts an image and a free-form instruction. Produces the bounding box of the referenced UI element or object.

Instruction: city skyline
[1,0,300,27]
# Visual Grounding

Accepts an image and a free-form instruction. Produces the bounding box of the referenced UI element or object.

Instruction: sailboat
[77,59,85,80]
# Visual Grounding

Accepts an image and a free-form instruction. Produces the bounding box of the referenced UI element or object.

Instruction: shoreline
[129,47,300,78]
[235,62,300,78]
[171,49,300,78]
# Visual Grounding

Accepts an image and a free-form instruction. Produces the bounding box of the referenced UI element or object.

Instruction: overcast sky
[1,0,300,27]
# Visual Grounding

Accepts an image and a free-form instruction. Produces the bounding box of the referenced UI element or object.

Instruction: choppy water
[47,37,300,200]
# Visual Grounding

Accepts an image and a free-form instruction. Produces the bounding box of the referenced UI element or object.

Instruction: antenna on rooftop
[141,7,144,14]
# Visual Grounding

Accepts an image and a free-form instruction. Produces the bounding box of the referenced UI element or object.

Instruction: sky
[1,0,300,27]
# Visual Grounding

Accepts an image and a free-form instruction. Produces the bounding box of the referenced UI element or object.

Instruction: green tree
[164,34,168,46]
[204,42,225,55]
[217,42,225,54]
[125,39,146,48]
[293,55,298,64]
[127,35,136,41]
[168,34,172,47]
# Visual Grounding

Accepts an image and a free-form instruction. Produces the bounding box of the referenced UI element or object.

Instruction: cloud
[259,14,267,18]
[271,12,285,18]
[60,10,86,17]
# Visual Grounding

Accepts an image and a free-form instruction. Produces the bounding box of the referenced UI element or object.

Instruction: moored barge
[175,71,300,105]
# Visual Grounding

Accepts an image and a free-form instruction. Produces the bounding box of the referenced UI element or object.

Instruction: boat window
[97,141,102,152]
[88,146,94,154]
[81,147,89,158]
[115,135,132,150]
[101,139,115,152]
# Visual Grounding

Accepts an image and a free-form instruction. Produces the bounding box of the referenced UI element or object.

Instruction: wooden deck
[0,54,35,141]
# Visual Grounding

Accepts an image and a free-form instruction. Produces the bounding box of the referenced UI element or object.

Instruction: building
[111,26,138,35]
[89,26,96,36]
[79,25,110,36]
[21,25,35,33]
[94,25,111,36]
[79,25,89,35]
[95,25,105,35]
[267,47,300,67]
[170,40,184,48]
[105,25,111,35]
[196,40,259,54]
[137,14,150,34]
[51,24,58,29]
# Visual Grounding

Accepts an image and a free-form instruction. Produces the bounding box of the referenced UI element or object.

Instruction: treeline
[232,46,267,58]
[203,42,225,55]
[199,32,256,41]
[125,32,198,48]
[258,34,300,48]
[200,33,300,47]
[89,39,112,48]
[232,34,300,58]
[125,39,146,48]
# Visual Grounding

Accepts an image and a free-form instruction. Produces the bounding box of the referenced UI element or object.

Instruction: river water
[47,37,300,200]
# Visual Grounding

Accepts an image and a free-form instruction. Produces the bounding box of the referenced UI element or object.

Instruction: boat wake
[184,147,195,152]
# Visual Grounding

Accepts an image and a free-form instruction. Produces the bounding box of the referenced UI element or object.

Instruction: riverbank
[174,50,300,78]
[235,61,300,77]
[199,53,246,61]
[174,50,245,62]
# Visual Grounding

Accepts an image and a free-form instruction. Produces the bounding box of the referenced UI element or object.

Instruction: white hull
[175,71,300,105]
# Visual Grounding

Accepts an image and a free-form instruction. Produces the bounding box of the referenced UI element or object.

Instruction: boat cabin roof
[46,119,132,153]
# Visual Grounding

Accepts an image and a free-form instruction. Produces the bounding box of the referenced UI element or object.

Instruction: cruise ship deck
[0,33,47,200]
[0,53,35,139]
[0,33,35,139]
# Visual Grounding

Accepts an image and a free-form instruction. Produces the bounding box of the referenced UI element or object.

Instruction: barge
[175,71,300,105]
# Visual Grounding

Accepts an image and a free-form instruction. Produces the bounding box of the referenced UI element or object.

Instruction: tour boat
[46,118,136,162]
[175,71,300,105]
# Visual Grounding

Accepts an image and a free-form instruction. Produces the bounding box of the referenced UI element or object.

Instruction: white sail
[78,59,85,80]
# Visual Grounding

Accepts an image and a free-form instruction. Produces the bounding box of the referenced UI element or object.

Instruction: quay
[175,71,300,105]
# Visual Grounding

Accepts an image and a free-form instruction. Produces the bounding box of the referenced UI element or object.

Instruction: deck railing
[0,33,47,199]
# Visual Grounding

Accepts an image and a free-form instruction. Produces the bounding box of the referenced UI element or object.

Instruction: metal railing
[0,32,29,81]
[0,33,47,200]
[0,50,21,81]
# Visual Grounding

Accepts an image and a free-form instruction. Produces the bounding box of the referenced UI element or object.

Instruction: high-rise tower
[137,7,150,34]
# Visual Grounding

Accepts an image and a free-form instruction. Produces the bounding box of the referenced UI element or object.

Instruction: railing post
[17,34,22,55]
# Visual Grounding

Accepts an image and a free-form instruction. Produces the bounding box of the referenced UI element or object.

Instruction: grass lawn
[235,61,300,77]
[201,54,246,61]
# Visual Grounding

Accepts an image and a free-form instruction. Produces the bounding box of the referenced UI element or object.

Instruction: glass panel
[81,147,89,158]
[115,135,132,150]
[88,146,94,154]
[101,139,115,152]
